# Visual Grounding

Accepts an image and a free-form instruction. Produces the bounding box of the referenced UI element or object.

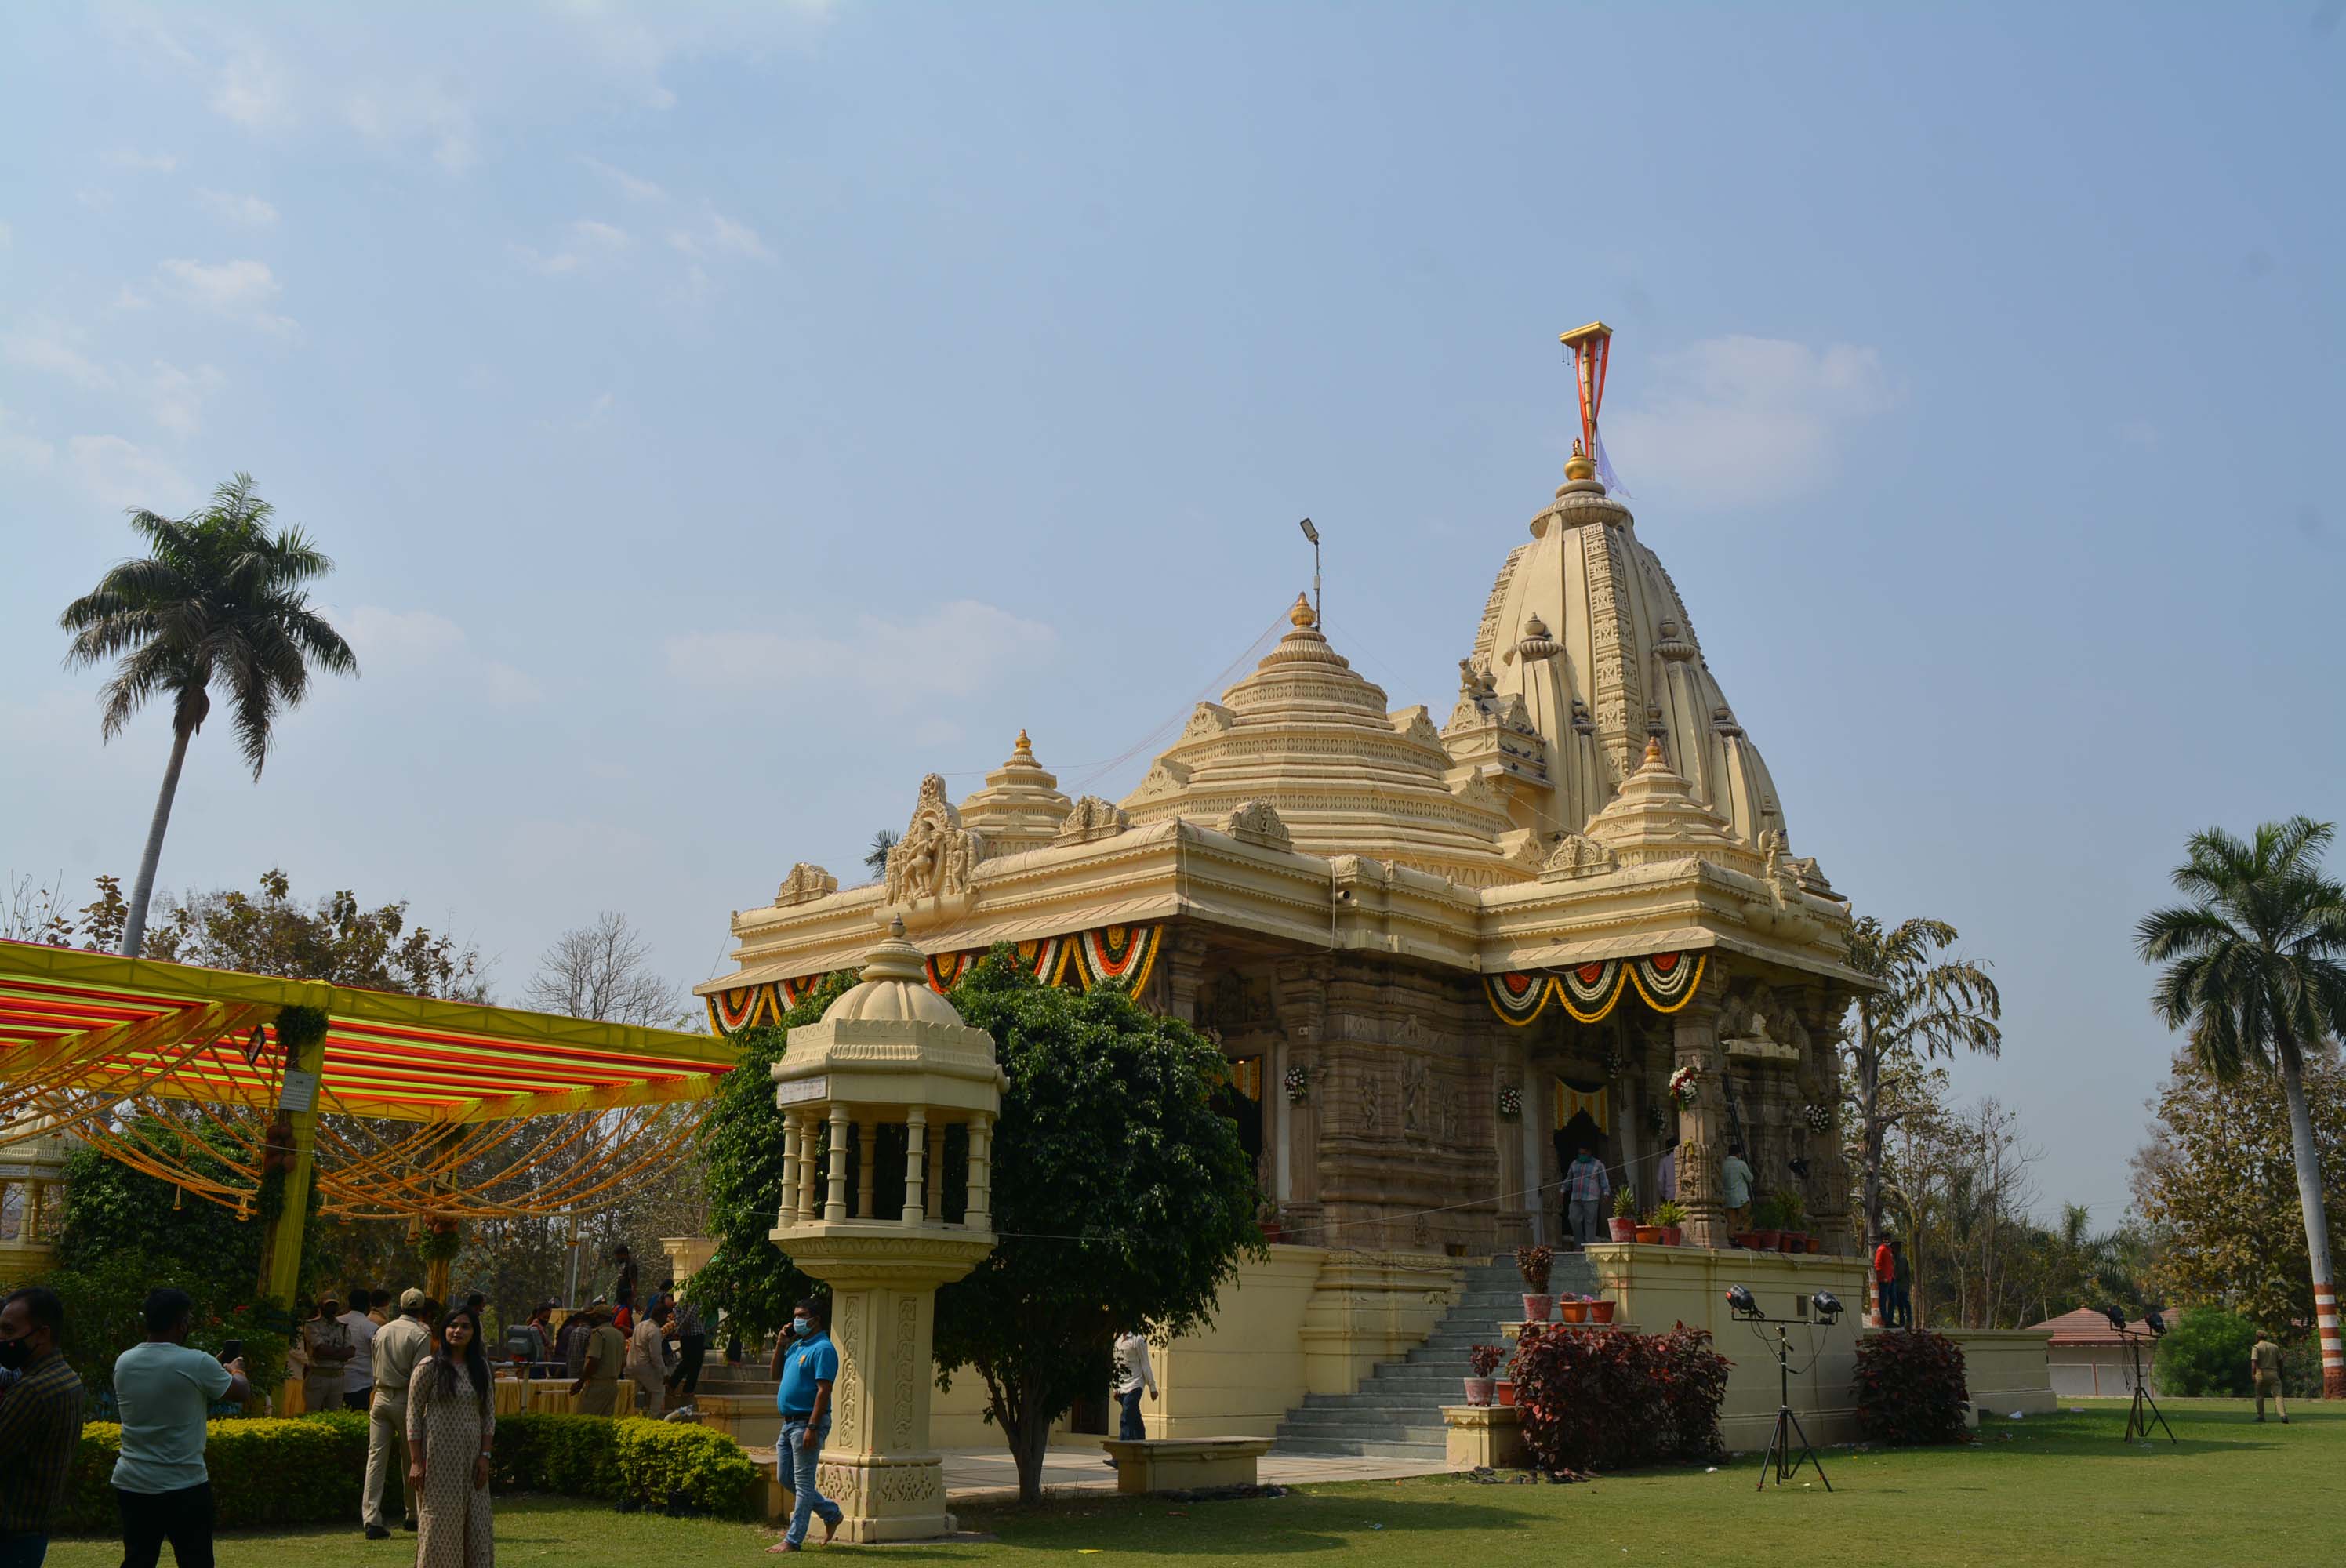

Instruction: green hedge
[60,1412,759,1534]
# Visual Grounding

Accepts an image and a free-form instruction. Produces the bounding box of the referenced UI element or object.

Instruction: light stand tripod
[1753,1319,1832,1492]
[2118,1330,2175,1445]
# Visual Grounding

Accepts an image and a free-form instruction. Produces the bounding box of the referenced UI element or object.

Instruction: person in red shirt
[1873,1238,1909,1327]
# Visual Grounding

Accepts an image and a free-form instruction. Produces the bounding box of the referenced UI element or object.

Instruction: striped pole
[2318,1282,2344,1399]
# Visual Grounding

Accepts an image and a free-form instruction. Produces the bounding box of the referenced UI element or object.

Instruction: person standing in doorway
[406,1307,495,1568]
[111,1288,249,1568]
[363,1289,433,1540]
[300,1294,354,1417]
[1112,1327,1155,1446]
[0,1286,85,1568]
[1565,1144,1611,1247]
[766,1298,841,1554]
[2250,1330,2288,1424]
[1721,1145,1756,1236]
[340,1284,379,1413]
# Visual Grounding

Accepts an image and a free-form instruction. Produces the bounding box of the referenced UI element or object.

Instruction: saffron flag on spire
[1560,321,1630,497]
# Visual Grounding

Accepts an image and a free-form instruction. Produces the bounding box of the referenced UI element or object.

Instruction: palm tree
[1844,916,2003,1304]
[2137,816,2346,1398]
[59,475,358,956]
[864,829,899,878]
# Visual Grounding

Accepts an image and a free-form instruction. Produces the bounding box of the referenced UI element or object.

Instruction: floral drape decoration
[1483,951,1707,1029]
[706,923,1164,1036]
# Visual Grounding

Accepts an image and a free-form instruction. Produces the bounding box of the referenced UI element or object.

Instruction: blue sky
[4,3,2341,1223]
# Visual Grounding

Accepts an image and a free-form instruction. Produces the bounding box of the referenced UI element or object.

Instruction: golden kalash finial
[1641,735,1665,768]
[1289,591,1318,629]
[1013,728,1033,759]
[1564,438,1596,483]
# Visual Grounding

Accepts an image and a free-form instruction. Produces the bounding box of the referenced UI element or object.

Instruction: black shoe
[401,1518,419,1532]
[365,1525,391,1540]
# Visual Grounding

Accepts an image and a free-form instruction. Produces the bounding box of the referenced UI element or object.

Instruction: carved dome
[822,919,964,1026]
[958,730,1072,854]
[1120,595,1521,887]
[1450,465,1790,851]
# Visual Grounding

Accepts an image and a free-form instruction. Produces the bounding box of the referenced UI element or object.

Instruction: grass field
[45,1399,2344,1566]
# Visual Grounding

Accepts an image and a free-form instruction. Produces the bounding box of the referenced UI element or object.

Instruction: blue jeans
[1117,1388,1146,1440]
[0,1533,49,1568]
[783,1417,841,1546]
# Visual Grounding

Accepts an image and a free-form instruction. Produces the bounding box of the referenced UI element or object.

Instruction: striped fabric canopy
[0,940,736,1124]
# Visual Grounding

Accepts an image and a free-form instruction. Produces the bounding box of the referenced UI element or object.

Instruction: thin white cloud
[104,150,181,173]
[5,315,117,392]
[572,220,631,249]
[212,48,289,129]
[0,408,56,475]
[510,243,584,277]
[67,435,194,514]
[666,601,1059,712]
[580,157,664,201]
[346,79,477,172]
[157,258,298,336]
[196,188,279,227]
[343,606,544,708]
[579,391,615,429]
[146,361,227,438]
[1603,336,1900,508]
[705,211,774,262]
[112,286,153,313]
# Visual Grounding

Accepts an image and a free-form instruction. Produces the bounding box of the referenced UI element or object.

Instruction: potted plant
[1747,1196,1782,1252]
[1515,1243,1555,1323]
[1558,1294,1589,1324]
[1653,1198,1687,1247]
[1774,1191,1807,1253]
[1464,1343,1502,1407]
[1608,1187,1639,1243]
[1586,1294,1617,1325]
[1633,1211,1664,1244]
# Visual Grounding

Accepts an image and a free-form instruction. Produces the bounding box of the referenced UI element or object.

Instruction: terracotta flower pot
[1805,1237,1821,1254]
[1462,1377,1494,1407]
[1558,1299,1589,1324]
[1608,1217,1637,1243]
[1634,1225,1664,1244]
[1662,1225,1683,1247]
[1588,1300,1616,1324]
[1520,1294,1554,1323]
[1495,1379,1516,1407]
[1750,1229,1781,1250]
[1780,1232,1805,1254]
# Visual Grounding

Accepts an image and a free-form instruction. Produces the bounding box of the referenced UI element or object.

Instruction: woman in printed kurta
[407,1307,496,1568]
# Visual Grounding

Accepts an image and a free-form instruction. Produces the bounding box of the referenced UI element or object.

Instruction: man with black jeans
[0,1285,85,1568]
[111,1287,249,1568]
[665,1285,706,1406]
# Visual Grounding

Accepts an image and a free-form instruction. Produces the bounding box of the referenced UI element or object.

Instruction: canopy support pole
[257,1022,326,1305]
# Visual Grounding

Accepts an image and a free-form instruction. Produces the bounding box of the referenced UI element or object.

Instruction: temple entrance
[1213,1056,1265,1167]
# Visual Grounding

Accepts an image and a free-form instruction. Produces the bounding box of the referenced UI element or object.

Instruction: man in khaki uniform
[2250,1331,2289,1424]
[627,1303,674,1419]
[572,1306,627,1417]
[364,1288,434,1537]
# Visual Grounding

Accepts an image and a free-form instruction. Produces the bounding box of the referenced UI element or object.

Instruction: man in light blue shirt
[112,1287,248,1568]
[767,1296,841,1553]
[1721,1144,1756,1235]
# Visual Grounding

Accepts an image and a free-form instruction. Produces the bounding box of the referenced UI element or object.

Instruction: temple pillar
[1164,927,1213,1024]
[1796,985,1854,1252]
[1671,964,1731,1249]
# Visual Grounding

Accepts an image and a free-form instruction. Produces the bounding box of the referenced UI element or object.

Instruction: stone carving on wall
[1054,795,1131,846]
[1180,702,1235,744]
[883,775,983,925]
[1391,705,1445,750]
[775,862,839,907]
[1223,800,1293,851]
[1750,829,1822,942]
[890,1298,917,1450]
[1539,833,1618,883]
[1401,1055,1429,1136]
[835,1294,862,1439]
[1128,757,1192,801]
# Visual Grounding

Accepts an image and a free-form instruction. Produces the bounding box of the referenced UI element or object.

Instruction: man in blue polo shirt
[112,1287,249,1568]
[765,1297,842,1553]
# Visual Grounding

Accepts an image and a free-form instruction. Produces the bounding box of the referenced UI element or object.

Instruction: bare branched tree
[522,911,680,1026]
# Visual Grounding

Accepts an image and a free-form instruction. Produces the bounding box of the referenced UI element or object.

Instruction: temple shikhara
[699,325,1868,1265]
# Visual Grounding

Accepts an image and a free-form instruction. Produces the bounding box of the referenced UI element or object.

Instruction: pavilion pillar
[796,1112,822,1222]
[256,1009,328,1305]
[965,1112,993,1233]
[1671,966,1730,1250]
[779,1116,801,1225]
[825,1106,852,1221]
[902,1109,928,1225]
[925,1123,946,1220]
[856,1119,877,1219]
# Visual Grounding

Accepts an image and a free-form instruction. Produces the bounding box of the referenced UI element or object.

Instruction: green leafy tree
[1841,916,2003,1265]
[143,867,486,1000]
[2131,1044,2346,1342]
[59,474,357,956]
[2154,1308,2261,1397]
[935,953,1262,1503]
[2137,817,2346,1398]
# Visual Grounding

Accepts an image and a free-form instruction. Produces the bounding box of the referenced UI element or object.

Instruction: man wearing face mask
[765,1298,841,1553]
[0,1286,83,1568]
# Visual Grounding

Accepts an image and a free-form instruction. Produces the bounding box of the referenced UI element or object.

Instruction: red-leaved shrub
[1508,1322,1731,1476]
[1852,1329,1968,1445]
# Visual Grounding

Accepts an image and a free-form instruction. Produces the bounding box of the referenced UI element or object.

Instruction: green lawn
[45,1399,2344,1566]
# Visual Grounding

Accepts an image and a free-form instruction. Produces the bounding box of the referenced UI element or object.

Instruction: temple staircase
[1269,1252,1596,1459]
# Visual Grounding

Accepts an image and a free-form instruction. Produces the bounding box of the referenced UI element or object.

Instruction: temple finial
[1288,591,1317,630]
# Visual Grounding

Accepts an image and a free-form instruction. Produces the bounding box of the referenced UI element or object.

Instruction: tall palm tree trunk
[2277,1034,2345,1397]
[121,723,192,958]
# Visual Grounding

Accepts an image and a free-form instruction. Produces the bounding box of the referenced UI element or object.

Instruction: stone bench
[1099,1437,1273,1495]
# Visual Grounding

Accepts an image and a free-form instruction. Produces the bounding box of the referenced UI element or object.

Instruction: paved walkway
[748,1446,1451,1499]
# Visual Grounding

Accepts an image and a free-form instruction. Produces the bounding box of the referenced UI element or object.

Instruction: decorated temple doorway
[1214,1056,1265,1169]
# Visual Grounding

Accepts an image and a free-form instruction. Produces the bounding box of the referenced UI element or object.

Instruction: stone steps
[1269,1254,1599,1459]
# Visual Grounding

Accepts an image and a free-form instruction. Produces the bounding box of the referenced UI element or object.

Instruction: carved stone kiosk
[769,921,1005,1542]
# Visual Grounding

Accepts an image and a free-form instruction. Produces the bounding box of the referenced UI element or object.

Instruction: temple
[698,429,1867,1262]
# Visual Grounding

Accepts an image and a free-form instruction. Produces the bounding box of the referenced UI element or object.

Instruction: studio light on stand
[1723,1286,1835,1494]
[2107,1304,2176,1445]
